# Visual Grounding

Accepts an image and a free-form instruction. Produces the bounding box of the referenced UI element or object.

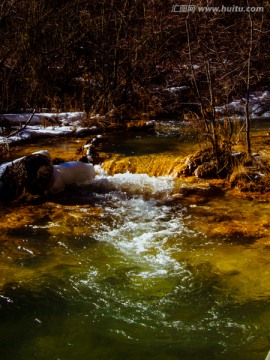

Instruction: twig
[7,109,36,138]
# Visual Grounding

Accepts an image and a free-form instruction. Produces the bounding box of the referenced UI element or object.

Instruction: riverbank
[1,114,270,202]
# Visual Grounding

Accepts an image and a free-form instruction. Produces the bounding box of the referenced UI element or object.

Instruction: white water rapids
[1,163,270,360]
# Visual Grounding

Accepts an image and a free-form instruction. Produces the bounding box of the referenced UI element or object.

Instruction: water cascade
[0,135,270,360]
[102,154,187,177]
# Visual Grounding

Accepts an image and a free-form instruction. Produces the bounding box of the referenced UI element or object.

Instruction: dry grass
[229,154,270,192]
[0,140,9,155]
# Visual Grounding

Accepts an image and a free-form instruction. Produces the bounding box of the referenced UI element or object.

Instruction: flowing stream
[0,131,270,360]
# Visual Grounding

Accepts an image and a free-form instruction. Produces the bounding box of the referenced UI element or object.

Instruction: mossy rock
[179,148,233,179]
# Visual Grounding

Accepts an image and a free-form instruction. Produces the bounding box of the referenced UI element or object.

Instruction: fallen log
[0,150,53,201]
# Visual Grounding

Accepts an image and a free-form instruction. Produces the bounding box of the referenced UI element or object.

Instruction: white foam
[93,192,188,276]
[92,171,174,196]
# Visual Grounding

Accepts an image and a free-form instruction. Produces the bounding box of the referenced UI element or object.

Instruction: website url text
[172,5,264,13]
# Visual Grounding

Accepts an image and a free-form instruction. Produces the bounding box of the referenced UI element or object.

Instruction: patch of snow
[262,90,270,101]
[48,161,95,194]
[0,137,9,145]
[1,112,86,126]
[0,112,100,146]
[165,86,189,93]
[261,111,270,118]
[215,91,270,119]
[146,120,156,126]
[183,64,200,70]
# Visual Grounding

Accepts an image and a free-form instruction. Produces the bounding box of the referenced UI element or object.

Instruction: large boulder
[0,159,27,201]
[23,153,54,195]
[47,161,95,194]
[0,151,53,201]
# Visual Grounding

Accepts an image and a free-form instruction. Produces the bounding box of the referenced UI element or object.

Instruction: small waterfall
[102,154,186,177]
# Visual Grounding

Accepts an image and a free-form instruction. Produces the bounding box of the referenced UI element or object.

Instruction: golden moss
[102,153,186,177]
[0,203,103,238]
[184,193,270,247]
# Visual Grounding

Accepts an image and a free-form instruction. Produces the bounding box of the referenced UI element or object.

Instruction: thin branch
[7,109,36,138]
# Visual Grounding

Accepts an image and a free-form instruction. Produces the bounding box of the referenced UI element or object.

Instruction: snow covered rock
[47,161,95,194]
[0,151,53,201]
[0,151,96,200]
